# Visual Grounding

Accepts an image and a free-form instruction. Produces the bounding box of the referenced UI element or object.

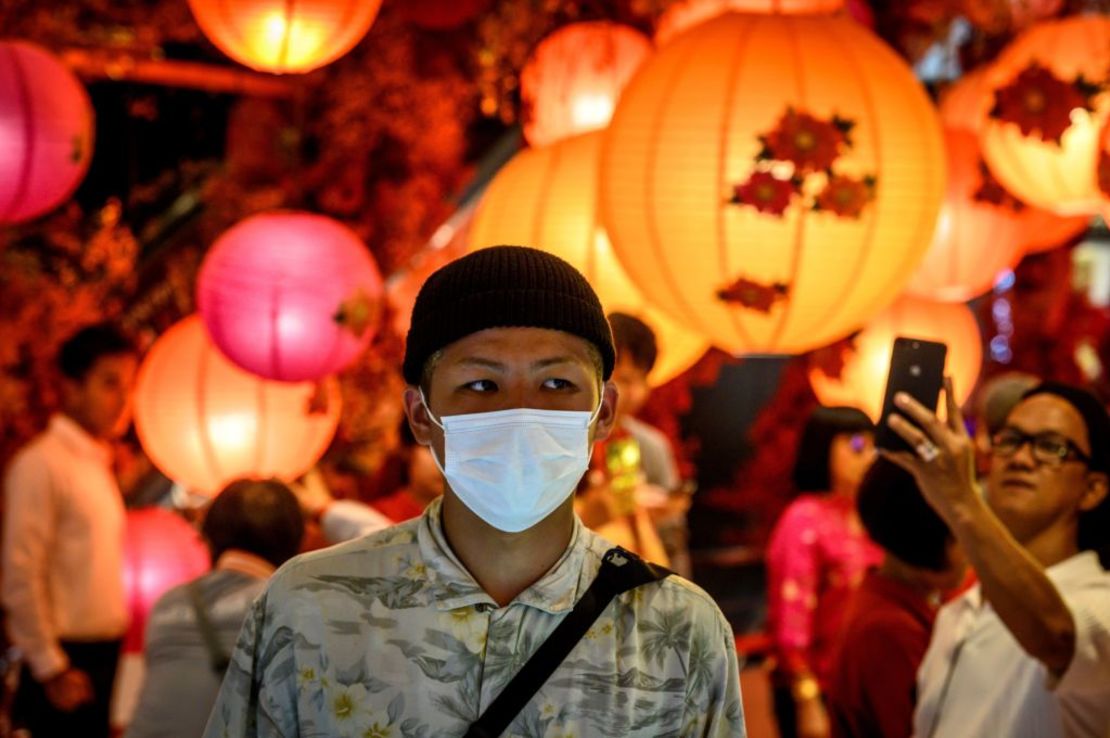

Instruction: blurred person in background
[971,372,1040,478]
[126,479,305,738]
[2,323,138,738]
[370,421,445,523]
[826,458,966,738]
[575,312,687,571]
[766,406,881,738]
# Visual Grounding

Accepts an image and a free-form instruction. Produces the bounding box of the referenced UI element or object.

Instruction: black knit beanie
[402,245,616,385]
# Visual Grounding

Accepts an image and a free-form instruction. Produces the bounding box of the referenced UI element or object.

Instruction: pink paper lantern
[0,41,94,223]
[121,508,210,654]
[198,211,384,382]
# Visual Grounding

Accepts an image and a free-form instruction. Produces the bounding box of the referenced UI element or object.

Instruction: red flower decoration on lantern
[761,108,850,174]
[730,171,798,216]
[815,174,875,218]
[731,107,876,220]
[990,63,1101,144]
[716,277,790,312]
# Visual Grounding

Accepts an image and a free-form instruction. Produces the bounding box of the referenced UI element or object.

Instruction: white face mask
[421,392,601,533]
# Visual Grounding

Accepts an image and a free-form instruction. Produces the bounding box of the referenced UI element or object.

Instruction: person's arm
[766,502,830,738]
[203,592,294,738]
[883,379,1078,676]
[766,502,821,682]
[1,452,68,681]
[690,611,747,737]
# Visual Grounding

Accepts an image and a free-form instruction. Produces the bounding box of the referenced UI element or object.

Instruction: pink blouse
[766,493,882,688]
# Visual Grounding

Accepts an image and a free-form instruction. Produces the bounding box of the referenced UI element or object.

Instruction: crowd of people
[1,245,1108,737]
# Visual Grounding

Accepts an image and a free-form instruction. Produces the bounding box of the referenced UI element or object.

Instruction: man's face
[985,394,1105,545]
[62,353,138,440]
[611,353,650,420]
[405,326,618,469]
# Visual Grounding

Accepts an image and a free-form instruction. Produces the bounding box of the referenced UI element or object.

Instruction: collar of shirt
[215,549,276,579]
[416,497,593,614]
[49,414,112,466]
[954,550,1103,614]
[862,569,938,627]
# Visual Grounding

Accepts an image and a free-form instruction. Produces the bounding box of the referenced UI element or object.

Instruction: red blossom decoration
[762,108,849,174]
[730,171,797,216]
[990,63,1100,144]
[716,276,790,313]
[972,158,1026,211]
[814,174,875,218]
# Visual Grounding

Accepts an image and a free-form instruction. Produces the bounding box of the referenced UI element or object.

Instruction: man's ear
[1079,471,1110,513]
[402,386,436,446]
[591,381,619,443]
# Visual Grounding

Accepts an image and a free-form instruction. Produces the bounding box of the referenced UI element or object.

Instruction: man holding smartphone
[883,379,1110,738]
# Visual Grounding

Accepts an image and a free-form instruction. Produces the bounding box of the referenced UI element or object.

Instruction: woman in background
[766,406,881,738]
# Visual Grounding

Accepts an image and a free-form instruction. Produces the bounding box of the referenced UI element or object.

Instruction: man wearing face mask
[204,245,745,738]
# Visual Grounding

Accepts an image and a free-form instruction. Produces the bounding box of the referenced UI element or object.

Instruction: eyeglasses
[990,428,1091,467]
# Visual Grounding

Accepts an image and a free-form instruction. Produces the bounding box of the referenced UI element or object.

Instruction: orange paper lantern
[979,15,1110,215]
[469,132,709,385]
[600,13,945,356]
[133,316,341,496]
[656,0,846,44]
[940,68,1090,256]
[963,0,1063,35]
[1019,212,1090,254]
[520,22,652,147]
[907,129,1027,302]
[186,0,382,73]
[808,295,983,420]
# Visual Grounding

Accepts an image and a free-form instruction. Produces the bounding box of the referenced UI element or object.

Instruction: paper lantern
[655,0,875,45]
[907,129,1028,302]
[121,508,210,653]
[468,132,709,385]
[1019,212,1090,254]
[939,69,1090,257]
[134,316,342,496]
[198,211,383,382]
[979,15,1110,215]
[808,295,983,420]
[186,0,382,73]
[0,41,94,224]
[963,0,1062,35]
[520,22,652,147]
[939,67,994,133]
[600,13,945,356]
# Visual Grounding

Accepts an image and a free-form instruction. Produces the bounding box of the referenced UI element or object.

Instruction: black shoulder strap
[186,581,231,674]
[464,547,671,738]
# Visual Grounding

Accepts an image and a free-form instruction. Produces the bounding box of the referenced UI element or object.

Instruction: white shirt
[2,415,128,680]
[914,551,1110,738]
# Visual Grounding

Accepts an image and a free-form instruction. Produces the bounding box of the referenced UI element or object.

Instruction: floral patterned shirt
[203,498,745,738]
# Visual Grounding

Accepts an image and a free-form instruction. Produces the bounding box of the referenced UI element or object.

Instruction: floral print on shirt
[204,499,745,738]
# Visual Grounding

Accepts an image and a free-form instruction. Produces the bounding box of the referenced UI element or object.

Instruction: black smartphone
[874,336,948,453]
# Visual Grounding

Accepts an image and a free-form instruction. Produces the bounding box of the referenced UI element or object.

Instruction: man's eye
[464,379,498,392]
[542,378,574,390]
